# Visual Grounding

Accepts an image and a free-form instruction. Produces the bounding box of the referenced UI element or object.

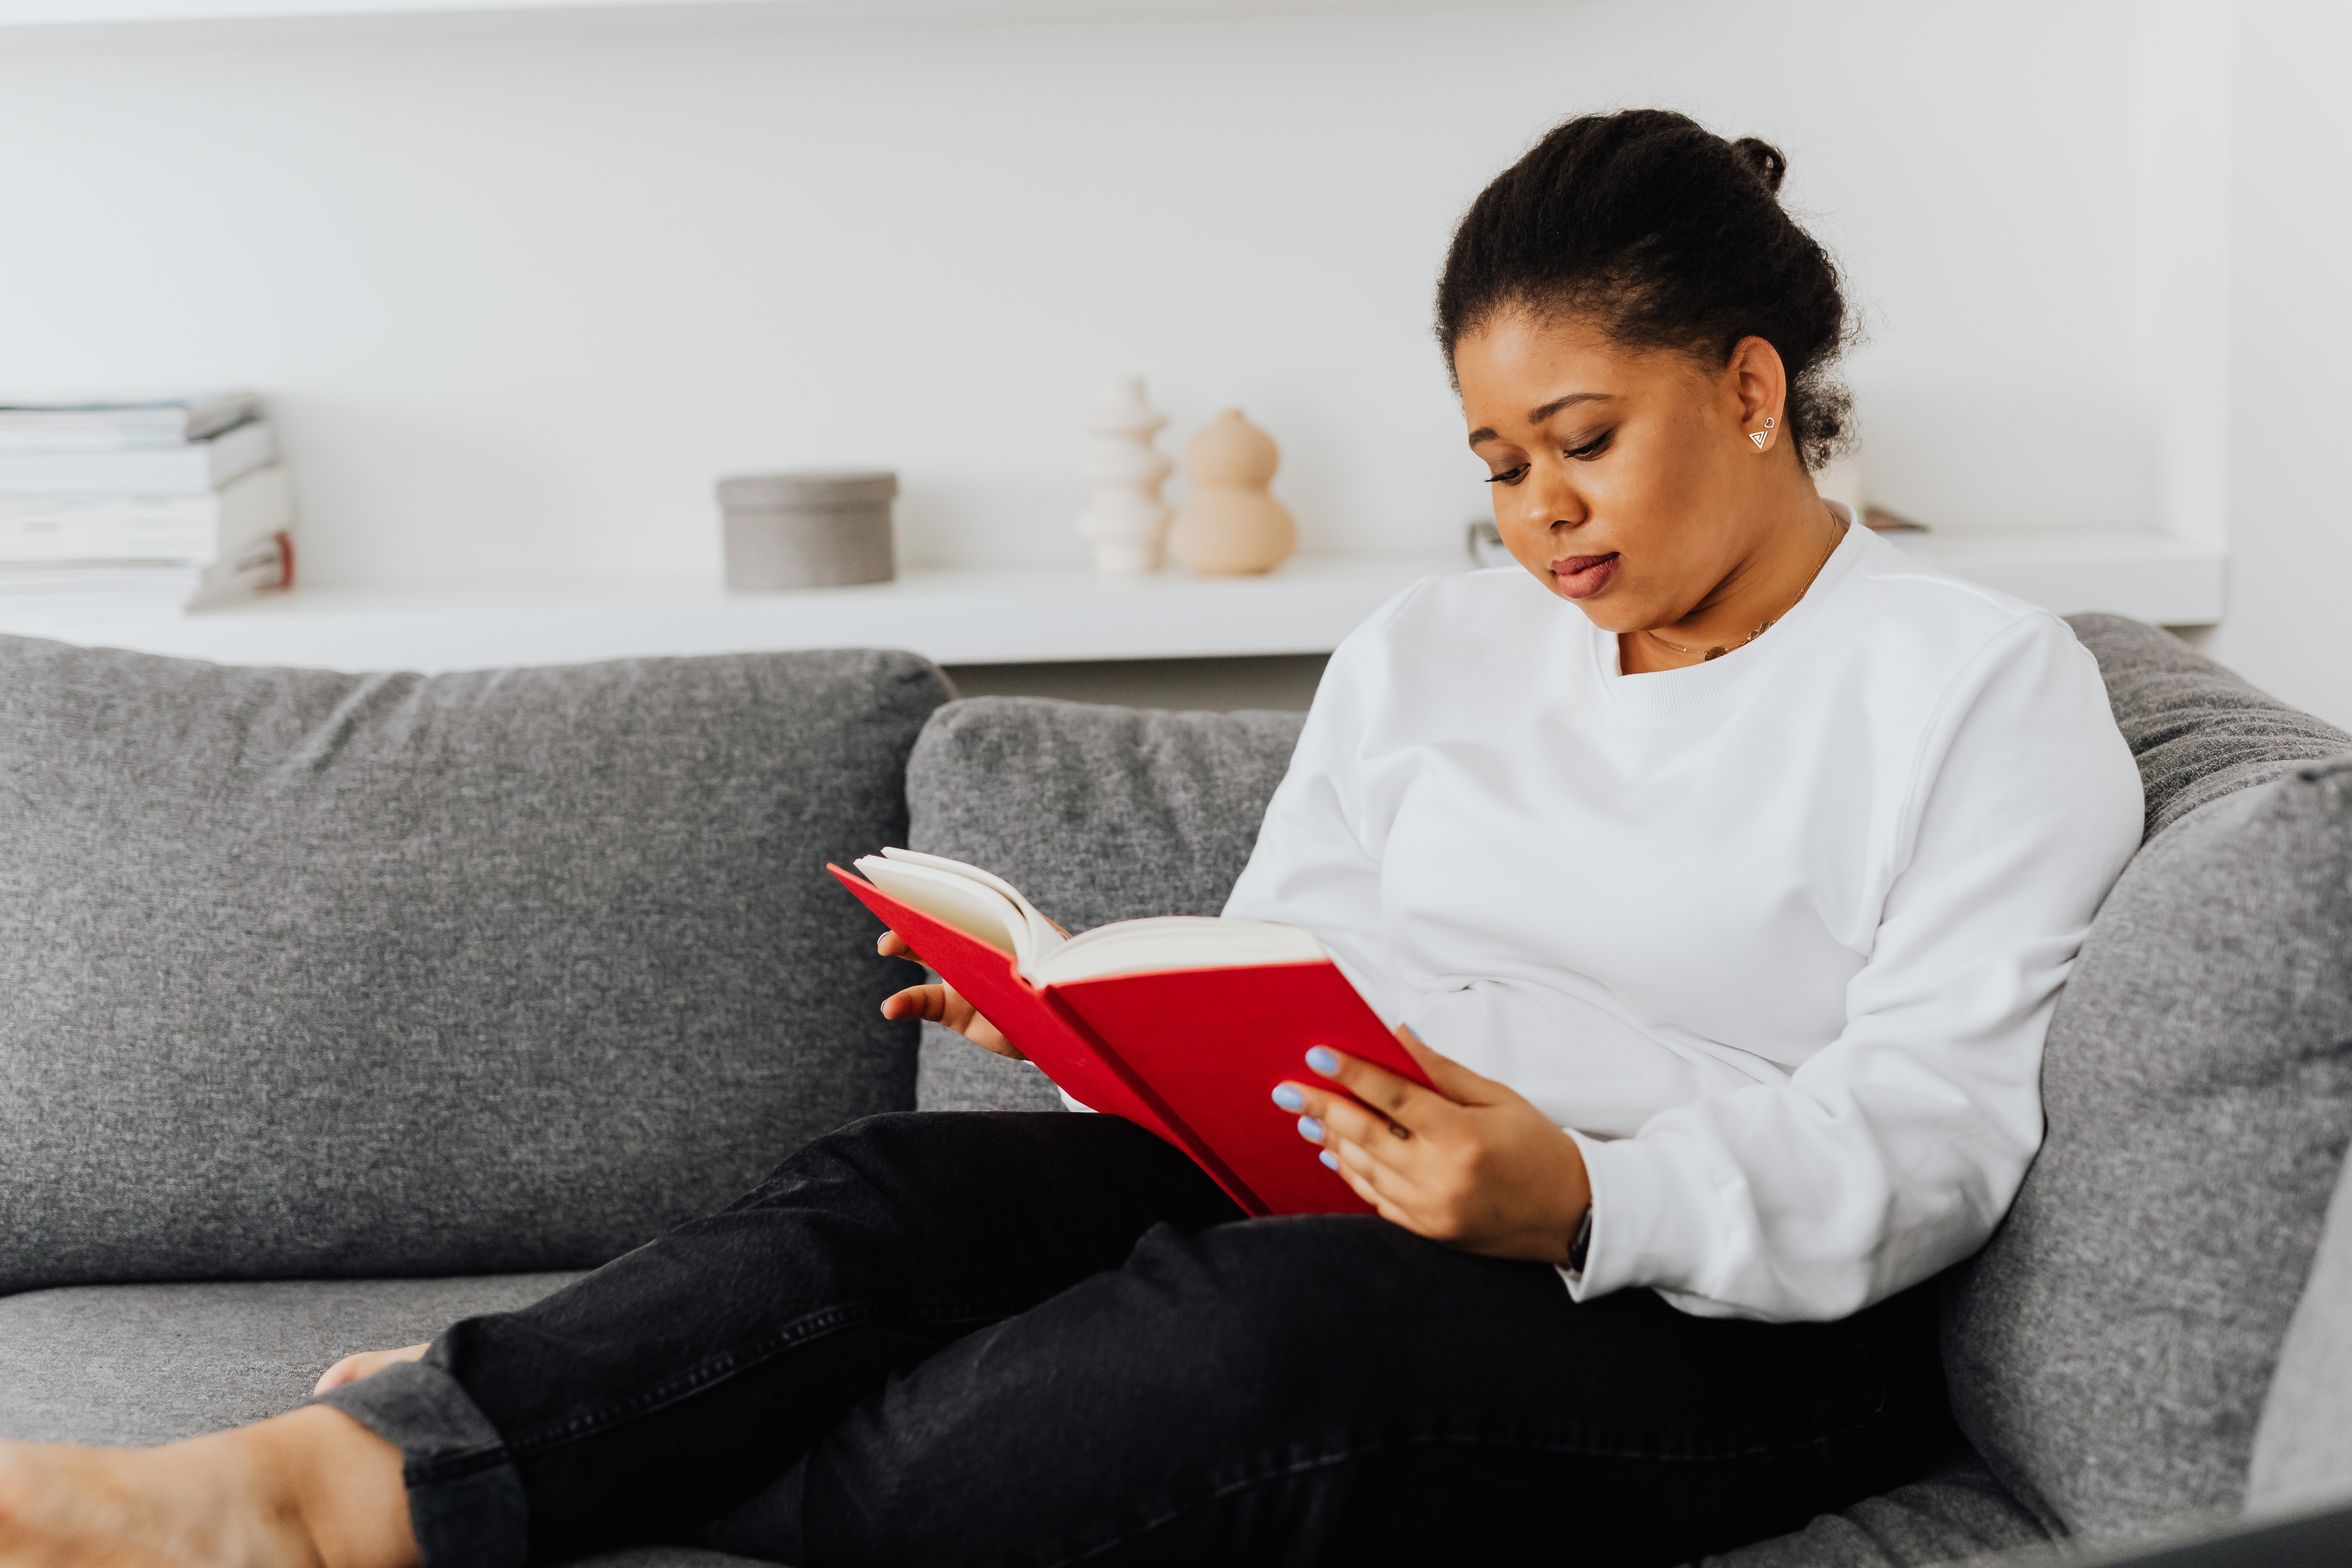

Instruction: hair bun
[1731,136,1787,195]
[1435,109,1853,469]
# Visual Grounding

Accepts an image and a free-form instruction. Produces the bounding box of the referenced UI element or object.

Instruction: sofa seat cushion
[0,638,951,1290]
[901,696,1306,1113]
[0,1274,581,1447]
[0,1276,784,1566]
[1695,1445,2051,1567]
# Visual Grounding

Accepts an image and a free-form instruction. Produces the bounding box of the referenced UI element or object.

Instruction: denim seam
[495,1293,1031,1463]
[1037,1405,1891,1568]
[902,1292,1035,1326]
[404,1440,517,1487]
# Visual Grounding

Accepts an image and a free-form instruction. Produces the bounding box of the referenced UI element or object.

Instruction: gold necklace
[1645,518,1846,664]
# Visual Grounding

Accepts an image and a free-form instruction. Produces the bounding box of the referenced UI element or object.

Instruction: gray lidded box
[719,469,897,590]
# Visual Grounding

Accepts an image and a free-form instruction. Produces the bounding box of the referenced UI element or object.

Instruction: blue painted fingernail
[1305,1047,1340,1076]
[1319,1150,1339,1170]
[1296,1115,1324,1143]
[1271,1084,1304,1111]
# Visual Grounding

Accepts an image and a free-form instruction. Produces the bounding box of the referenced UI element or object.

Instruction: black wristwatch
[1568,1208,1593,1273]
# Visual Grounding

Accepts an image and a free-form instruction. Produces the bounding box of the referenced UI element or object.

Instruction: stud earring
[1749,415,1776,451]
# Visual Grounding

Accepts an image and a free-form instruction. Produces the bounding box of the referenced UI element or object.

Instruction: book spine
[0,464,295,564]
[186,534,293,608]
[0,421,275,496]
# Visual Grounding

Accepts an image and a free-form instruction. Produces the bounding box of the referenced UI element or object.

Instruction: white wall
[2134,0,2232,553]
[2203,0,2352,730]
[0,0,2159,594]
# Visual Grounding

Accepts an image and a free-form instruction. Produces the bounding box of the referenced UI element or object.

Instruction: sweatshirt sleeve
[1219,589,1414,1028]
[1568,615,2144,1321]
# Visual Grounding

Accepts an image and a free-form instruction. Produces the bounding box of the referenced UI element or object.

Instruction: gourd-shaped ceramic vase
[1166,409,1296,576]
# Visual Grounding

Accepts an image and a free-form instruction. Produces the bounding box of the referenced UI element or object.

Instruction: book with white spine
[0,391,261,453]
[0,419,276,496]
[0,532,292,609]
[0,464,295,564]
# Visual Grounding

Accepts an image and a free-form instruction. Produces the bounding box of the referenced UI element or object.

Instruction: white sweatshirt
[1221,522,2142,1322]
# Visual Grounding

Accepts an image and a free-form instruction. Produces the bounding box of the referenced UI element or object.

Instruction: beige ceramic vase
[1166,409,1297,576]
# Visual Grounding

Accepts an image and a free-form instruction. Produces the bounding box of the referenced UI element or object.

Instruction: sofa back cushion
[1943,617,2352,1539]
[2065,612,2350,838]
[900,697,1306,1113]
[0,637,949,1291]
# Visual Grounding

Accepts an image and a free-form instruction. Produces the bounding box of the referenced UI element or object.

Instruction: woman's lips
[1550,552,1620,599]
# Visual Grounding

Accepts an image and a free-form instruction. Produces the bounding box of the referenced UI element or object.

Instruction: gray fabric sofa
[1,612,2347,1567]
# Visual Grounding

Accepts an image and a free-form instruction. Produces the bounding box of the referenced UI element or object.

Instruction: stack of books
[0,391,295,610]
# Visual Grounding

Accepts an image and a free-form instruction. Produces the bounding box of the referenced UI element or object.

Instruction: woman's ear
[1725,335,1789,454]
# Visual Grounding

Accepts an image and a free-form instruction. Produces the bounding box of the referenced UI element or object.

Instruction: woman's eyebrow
[1466,391,1618,448]
[1530,390,1616,423]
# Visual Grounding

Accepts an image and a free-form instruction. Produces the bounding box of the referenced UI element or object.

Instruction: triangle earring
[1750,432,1768,449]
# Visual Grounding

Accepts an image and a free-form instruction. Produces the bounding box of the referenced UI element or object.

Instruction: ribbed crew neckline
[1591,505,1869,717]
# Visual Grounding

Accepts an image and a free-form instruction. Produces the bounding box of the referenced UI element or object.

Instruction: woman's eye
[1487,465,1529,486]
[1565,431,1614,461]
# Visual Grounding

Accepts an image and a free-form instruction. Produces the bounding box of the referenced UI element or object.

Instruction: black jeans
[317,1111,1955,1568]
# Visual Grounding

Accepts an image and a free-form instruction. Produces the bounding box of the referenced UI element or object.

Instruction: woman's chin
[1517,560,1655,631]
[1542,579,1644,630]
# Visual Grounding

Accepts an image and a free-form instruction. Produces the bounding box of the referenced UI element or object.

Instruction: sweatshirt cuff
[1557,1128,1721,1303]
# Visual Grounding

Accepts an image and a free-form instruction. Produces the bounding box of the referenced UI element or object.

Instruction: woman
[0,110,2141,1568]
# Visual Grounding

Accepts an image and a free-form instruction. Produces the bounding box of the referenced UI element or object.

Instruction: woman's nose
[1515,467,1586,533]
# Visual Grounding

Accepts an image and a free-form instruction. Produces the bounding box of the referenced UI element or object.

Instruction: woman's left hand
[1275,1029,1591,1265]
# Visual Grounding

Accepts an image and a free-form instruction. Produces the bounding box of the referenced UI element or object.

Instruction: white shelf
[0,0,716,15]
[0,0,1396,27]
[1887,528,2226,627]
[0,555,1457,673]
[0,533,2227,675]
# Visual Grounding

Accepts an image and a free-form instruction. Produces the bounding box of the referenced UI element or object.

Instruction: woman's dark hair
[1436,109,1854,470]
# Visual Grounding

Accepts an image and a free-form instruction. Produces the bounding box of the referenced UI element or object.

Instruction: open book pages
[854,849,1066,967]
[853,848,1325,985]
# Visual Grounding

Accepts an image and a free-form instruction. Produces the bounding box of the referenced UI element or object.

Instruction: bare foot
[0,1407,413,1568]
[312,1346,429,1397]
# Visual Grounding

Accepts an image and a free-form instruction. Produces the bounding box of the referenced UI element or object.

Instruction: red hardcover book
[829,851,1432,1217]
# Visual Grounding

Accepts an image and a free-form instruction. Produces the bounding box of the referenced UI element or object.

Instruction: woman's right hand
[876,930,1025,1061]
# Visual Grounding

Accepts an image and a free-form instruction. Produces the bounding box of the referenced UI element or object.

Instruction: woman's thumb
[1393,1024,1501,1102]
